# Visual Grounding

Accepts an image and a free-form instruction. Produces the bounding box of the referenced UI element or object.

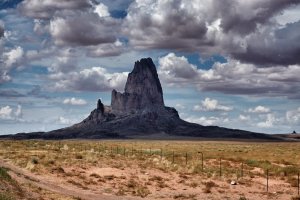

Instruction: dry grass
[1,139,300,199]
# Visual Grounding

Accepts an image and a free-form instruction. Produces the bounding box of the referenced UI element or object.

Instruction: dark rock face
[6,57,282,140]
[111,58,164,112]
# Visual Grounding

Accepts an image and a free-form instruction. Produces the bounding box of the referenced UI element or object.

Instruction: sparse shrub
[136,186,150,198]
[75,154,83,159]
[104,175,115,181]
[281,166,299,176]
[192,163,203,174]
[116,188,126,196]
[149,175,163,182]
[127,179,138,188]
[31,157,38,164]
[90,173,100,178]
[291,196,300,200]
[202,181,218,193]
[0,167,11,181]
[239,196,247,200]
[189,182,198,188]
[287,177,299,187]
[0,193,14,200]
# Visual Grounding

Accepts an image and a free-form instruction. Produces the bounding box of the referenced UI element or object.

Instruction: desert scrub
[0,167,11,181]
[31,157,39,164]
[202,181,218,193]
[0,193,14,200]
[291,196,300,200]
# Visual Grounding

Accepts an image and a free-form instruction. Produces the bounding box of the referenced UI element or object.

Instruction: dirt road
[0,159,139,200]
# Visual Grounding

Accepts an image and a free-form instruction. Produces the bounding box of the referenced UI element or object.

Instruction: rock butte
[6,58,280,140]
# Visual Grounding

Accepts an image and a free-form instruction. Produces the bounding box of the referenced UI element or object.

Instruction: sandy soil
[1,158,298,200]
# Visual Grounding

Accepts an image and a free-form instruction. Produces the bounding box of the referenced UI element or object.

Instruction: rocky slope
[4,58,280,140]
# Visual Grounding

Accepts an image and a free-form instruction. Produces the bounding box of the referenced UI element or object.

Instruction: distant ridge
[3,58,282,140]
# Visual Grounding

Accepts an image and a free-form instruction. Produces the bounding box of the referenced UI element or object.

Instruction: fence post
[199,152,204,171]
[150,148,152,155]
[219,158,222,177]
[185,152,188,165]
[267,169,269,192]
[298,172,300,196]
[172,151,175,164]
[123,147,126,156]
[241,162,244,178]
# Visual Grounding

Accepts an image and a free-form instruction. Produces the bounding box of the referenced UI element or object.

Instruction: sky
[0,0,299,135]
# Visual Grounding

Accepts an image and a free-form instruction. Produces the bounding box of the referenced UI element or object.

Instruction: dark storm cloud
[18,0,93,19]
[0,25,4,38]
[0,89,24,97]
[217,0,300,35]
[159,53,300,99]
[124,0,300,65]
[234,21,300,65]
[50,12,119,46]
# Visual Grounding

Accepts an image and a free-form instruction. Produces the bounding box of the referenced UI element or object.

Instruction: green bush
[0,167,11,181]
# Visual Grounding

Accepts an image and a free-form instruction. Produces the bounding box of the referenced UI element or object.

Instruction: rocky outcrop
[111,58,164,113]
[4,57,282,140]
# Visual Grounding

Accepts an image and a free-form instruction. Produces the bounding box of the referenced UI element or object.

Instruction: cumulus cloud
[185,115,229,126]
[194,98,232,112]
[257,113,276,128]
[239,114,251,122]
[18,0,93,19]
[248,106,271,113]
[49,12,119,46]
[94,3,110,17]
[3,46,24,68]
[1,46,24,83]
[158,53,300,99]
[49,66,128,92]
[286,107,300,124]
[124,0,300,65]
[58,116,73,125]
[63,97,87,106]
[0,106,13,120]
[175,104,185,110]
[86,40,125,57]
[0,105,22,120]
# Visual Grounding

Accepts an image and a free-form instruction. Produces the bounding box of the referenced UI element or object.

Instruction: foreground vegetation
[0,139,300,199]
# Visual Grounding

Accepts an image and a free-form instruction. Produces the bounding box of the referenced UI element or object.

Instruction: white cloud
[49,12,119,47]
[3,46,24,68]
[0,106,13,120]
[158,53,300,99]
[248,106,271,113]
[15,105,22,118]
[0,105,22,120]
[257,114,276,128]
[124,0,300,65]
[18,0,92,19]
[286,107,300,124]
[94,3,110,17]
[49,66,128,92]
[58,116,73,125]
[193,98,232,112]
[185,115,229,126]
[239,114,250,121]
[175,104,185,110]
[63,98,87,106]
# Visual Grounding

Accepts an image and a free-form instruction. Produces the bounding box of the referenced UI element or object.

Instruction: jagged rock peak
[96,99,104,113]
[125,58,163,96]
[111,57,164,112]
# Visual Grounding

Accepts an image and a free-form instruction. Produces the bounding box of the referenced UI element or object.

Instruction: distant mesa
[4,58,281,140]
